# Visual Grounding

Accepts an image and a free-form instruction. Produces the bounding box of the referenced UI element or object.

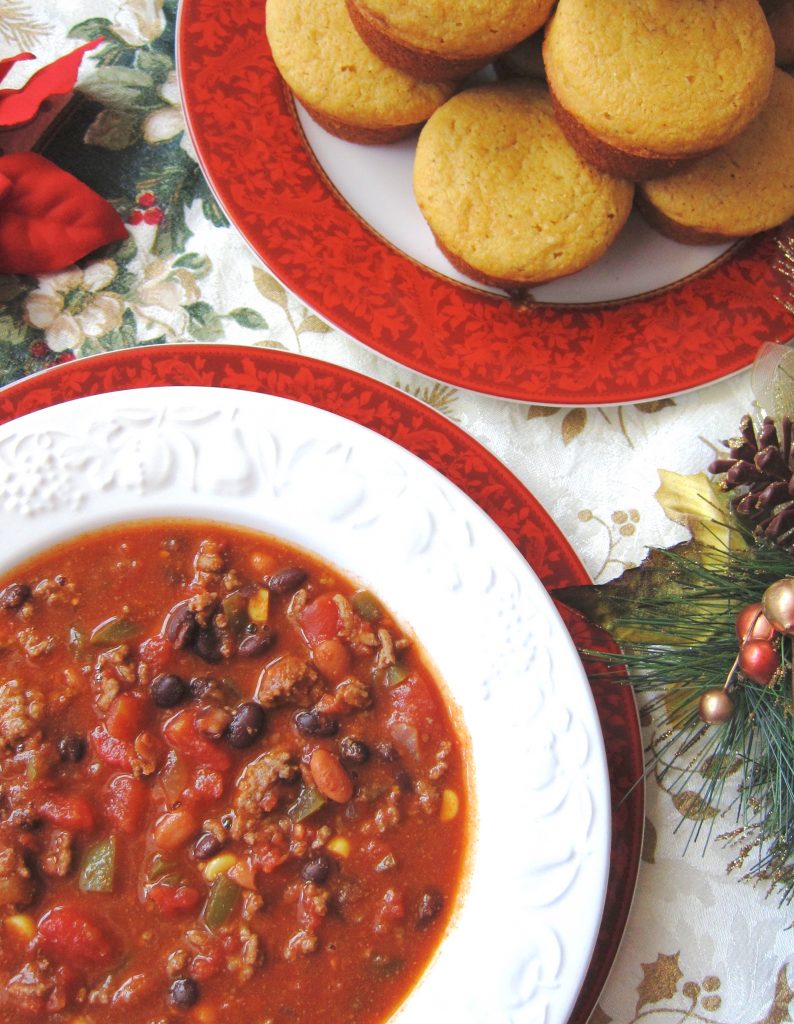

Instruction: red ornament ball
[762,578,794,635]
[738,638,780,685]
[735,602,775,643]
[699,688,735,724]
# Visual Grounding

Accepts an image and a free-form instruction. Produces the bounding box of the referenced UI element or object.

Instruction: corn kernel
[4,913,36,942]
[203,852,238,881]
[326,836,351,858]
[69,1016,94,1024]
[247,588,270,624]
[439,788,459,822]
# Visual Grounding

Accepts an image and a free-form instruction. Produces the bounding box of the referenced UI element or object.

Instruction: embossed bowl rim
[0,386,611,1024]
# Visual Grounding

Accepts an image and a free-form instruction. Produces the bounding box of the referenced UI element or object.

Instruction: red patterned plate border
[175,0,792,406]
[0,346,644,1021]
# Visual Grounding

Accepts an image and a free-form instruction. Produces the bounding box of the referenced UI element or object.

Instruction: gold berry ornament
[761,578,794,635]
[698,688,735,724]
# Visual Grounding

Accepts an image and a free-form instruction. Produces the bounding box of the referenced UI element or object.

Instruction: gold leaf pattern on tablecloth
[576,507,642,581]
[636,952,684,1012]
[0,0,48,50]
[562,407,587,444]
[641,816,657,864]
[671,790,720,821]
[753,965,794,1024]
[396,380,459,420]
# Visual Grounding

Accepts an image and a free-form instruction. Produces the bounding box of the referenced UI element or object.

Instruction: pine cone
[708,414,794,549]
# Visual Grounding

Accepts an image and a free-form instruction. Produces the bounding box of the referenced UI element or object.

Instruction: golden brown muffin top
[544,0,775,157]
[352,0,555,59]
[413,81,634,284]
[640,68,794,236]
[266,0,455,127]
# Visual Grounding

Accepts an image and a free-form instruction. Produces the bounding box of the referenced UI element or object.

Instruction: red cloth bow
[0,39,127,275]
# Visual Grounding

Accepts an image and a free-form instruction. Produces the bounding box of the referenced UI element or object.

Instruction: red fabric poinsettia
[0,39,127,275]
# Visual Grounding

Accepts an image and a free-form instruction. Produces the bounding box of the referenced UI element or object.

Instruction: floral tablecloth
[1,1,793,1022]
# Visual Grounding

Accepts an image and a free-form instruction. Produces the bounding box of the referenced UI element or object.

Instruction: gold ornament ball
[698,688,735,724]
[761,578,794,635]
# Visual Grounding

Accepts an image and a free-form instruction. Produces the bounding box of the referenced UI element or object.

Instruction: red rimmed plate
[0,345,643,1021]
[175,0,792,405]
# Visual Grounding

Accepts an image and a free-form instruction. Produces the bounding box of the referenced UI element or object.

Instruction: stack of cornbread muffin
[266,0,794,289]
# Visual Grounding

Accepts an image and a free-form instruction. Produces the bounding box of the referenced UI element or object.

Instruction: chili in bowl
[0,521,469,1022]
[0,385,612,1024]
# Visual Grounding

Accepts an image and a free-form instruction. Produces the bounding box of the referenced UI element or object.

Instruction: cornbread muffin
[413,82,634,288]
[544,0,775,180]
[265,0,456,143]
[638,69,794,244]
[345,0,555,81]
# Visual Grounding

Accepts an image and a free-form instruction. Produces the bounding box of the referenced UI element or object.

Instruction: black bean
[295,709,339,738]
[169,977,199,1008]
[164,600,198,650]
[58,734,86,763]
[416,887,444,928]
[151,673,188,709]
[301,852,332,884]
[194,832,223,861]
[188,675,216,700]
[264,568,308,594]
[194,627,222,664]
[0,582,30,611]
[237,625,276,658]
[339,736,369,765]
[226,702,265,748]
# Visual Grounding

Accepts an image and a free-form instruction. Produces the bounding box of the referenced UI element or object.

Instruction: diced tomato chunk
[36,905,115,968]
[146,882,201,914]
[38,794,95,832]
[163,709,230,771]
[105,693,148,742]
[138,634,171,674]
[185,766,225,805]
[91,724,134,771]
[373,887,405,935]
[298,594,342,646]
[104,774,148,834]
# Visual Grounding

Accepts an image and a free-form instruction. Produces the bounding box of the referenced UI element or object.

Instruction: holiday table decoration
[0,40,126,273]
[558,355,794,903]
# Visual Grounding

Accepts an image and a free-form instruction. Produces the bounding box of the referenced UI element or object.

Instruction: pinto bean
[309,748,353,803]
[312,638,351,683]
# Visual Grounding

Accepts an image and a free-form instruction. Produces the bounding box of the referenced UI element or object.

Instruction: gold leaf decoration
[297,313,331,334]
[753,964,794,1024]
[562,407,587,445]
[0,0,47,50]
[397,381,459,419]
[252,266,288,310]
[635,398,677,414]
[526,405,558,420]
[672,791,720,821]
[636,952,683,1012]
[655,469,745,557]
[642,817,657,864]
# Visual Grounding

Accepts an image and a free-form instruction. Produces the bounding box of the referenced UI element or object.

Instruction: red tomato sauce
[0,522,470,1023]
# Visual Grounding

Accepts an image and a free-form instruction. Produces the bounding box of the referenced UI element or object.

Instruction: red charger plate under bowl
[0,345,644,1021]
